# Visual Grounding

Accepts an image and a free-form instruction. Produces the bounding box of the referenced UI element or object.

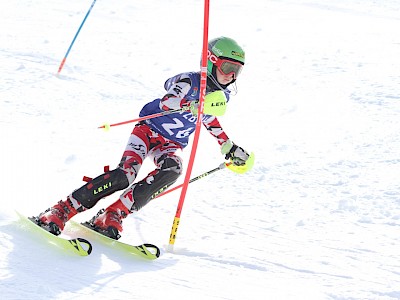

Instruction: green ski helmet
[207,37,245,79]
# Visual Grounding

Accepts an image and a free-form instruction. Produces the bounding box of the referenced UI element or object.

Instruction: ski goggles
[214,58,243,78]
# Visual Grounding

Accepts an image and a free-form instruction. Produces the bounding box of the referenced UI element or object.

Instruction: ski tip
[142,243,161,259]
[70,238,93,256]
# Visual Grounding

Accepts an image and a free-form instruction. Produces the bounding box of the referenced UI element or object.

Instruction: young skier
[36,36,253,239]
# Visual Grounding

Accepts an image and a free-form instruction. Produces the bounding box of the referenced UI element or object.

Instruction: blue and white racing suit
[140,71,231,148]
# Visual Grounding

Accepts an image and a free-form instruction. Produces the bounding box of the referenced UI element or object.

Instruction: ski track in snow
[1,0,400,299]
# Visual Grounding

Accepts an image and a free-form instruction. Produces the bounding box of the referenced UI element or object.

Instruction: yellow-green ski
[16,211,92,256]
[69,220,160,260]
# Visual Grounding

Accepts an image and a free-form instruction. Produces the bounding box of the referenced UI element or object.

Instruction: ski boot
[38,197,81,235]
[86,199,130,240]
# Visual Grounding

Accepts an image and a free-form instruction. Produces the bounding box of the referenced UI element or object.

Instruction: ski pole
[57,0,97,74]
[155,162,229,199]
[98,107,187,130]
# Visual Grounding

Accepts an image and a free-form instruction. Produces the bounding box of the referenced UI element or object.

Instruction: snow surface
[1,0,400,299]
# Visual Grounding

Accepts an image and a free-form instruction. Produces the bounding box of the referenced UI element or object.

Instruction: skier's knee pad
[131,167,181,211]
[158,156,182,174]
[72,168,129,209]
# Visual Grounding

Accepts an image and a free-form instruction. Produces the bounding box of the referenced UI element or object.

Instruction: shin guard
[72,168,129,209]
[121,157,182,211]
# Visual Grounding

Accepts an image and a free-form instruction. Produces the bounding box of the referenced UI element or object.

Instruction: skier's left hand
[221,140,255,174]
[221,140,249,166]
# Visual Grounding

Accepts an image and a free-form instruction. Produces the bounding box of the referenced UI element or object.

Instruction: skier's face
[216,68,235,85]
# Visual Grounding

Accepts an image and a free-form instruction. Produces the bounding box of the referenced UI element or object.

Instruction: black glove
[221,140,250,166]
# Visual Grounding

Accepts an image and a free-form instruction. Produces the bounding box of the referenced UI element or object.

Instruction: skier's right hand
[183,91,227,116]
[188,101,199,116]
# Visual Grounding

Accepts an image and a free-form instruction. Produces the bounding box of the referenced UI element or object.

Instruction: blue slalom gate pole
[57,0,97,74]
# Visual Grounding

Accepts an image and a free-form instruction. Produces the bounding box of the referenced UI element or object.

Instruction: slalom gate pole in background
[57,0,97,74]
[168,0,210,251]
[156,163,228,199]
